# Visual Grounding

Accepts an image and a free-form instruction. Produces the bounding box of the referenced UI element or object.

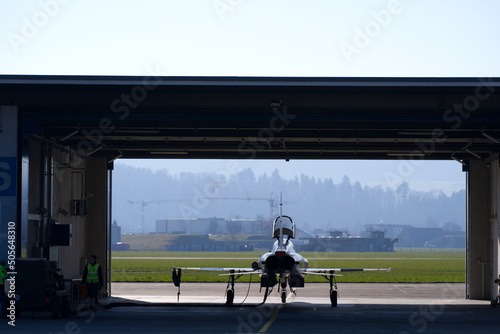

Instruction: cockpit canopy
[272,215,295,239]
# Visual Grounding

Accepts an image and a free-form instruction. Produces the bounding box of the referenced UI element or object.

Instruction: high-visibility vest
[86,263,100,284]
[0,264,7,284]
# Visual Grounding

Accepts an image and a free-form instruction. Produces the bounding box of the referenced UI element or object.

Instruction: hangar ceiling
[1,75,500,161]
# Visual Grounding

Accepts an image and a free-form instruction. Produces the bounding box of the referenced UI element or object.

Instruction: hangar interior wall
[25,138,110,294]
[489,159,500,301]
[468,159,500,301]
[51,148,88,280]
[84,157,109,290]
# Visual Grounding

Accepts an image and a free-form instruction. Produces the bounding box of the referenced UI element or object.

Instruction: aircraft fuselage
[258,240,309,275]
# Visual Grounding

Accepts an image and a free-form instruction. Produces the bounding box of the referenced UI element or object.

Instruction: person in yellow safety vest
[0,259,7,318]
[82,255,103,310]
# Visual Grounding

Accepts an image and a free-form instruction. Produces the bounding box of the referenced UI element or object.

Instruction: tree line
[112,164,465,234]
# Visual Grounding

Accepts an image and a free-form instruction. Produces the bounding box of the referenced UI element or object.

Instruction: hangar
[0,75,499,301]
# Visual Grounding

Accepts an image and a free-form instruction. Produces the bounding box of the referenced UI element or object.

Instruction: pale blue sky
[1,0,499,76]
[2,0,497,194]
[117,159,465,195]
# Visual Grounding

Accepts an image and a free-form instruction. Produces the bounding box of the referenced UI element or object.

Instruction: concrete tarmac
[1,283,498,333]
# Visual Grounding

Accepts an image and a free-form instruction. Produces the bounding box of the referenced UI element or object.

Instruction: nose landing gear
[278,275,296,304]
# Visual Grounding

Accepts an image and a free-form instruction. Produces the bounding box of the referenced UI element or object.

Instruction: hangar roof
[1,75,500,161]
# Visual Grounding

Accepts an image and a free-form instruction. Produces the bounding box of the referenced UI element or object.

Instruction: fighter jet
[172,198,391,307]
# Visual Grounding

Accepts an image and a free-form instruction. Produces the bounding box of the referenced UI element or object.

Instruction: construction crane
[205,192,279,221]
[208,180,226,218]
[127,199,190,233]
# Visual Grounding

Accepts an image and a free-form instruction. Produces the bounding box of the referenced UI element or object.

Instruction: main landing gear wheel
[226,290,234,305]
[330,290,338,307]
[281,291,287,303]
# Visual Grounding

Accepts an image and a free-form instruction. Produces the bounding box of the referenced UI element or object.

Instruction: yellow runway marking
[258,304,282,333]
[259,290,294,333]
[434,300,471,312]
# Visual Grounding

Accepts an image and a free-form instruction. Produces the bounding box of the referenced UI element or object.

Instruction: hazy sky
[116,159,466,195]
[2,0,497,194]
[1,0,499,76]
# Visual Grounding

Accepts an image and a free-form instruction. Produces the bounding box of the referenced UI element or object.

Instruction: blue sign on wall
[0,157,16,197]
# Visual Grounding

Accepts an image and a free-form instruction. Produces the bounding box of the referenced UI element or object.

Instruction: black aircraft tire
[226,290,234,306]
[330,290,338,307]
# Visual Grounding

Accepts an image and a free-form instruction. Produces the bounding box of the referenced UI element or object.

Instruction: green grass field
[112,249,464,259]
[111,250,465,283]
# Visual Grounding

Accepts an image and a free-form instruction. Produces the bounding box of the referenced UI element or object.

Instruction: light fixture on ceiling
[387,152,426,157]
[115,129,160,134]
[150,149,188,155]
[397,131,436,136]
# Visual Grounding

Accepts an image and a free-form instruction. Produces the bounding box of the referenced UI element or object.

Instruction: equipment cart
[14,258,70,318]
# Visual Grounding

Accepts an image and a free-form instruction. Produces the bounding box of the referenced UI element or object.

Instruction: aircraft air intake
[265,255,295,271]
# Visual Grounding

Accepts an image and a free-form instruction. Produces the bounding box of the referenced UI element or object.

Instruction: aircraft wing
[301,268,391,275]
[173,266,261,274]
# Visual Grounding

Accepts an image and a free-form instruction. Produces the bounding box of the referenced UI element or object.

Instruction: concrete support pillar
[51,148,87,279]
[26,139,42,259]
[489,159,500,303]
[85,157,109,292]
[468,160,492,300]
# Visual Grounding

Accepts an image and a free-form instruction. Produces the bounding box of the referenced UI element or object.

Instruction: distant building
[155,218,225,234]
[327,230,350,238]
[156,217,270,235]
[300,231,397,252]
[226,218,271,235]
[111,242,130,251]
[165,235,255,252]
[166,243,255,252]
[112,220,121,244]
[312,228,328,237]
[365,224,411,239]
[425,232,465,248]
[397,227,465,248]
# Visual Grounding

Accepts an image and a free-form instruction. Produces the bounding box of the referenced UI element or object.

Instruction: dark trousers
[86,282,100,303]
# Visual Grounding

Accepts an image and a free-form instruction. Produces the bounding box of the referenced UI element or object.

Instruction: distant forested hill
[112,164,465,234]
